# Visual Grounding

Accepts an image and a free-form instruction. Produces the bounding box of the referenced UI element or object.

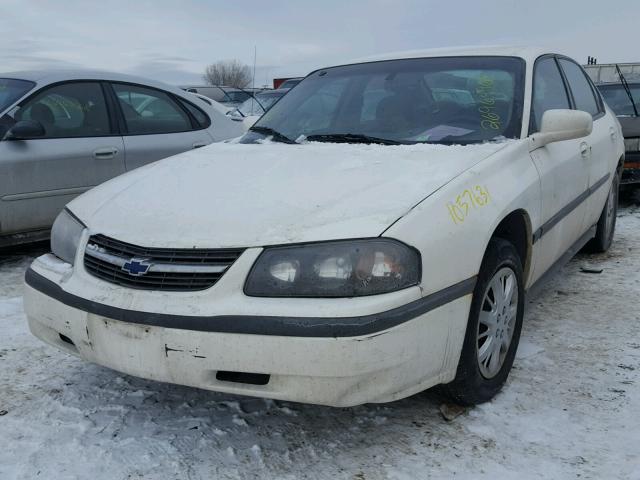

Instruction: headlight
[51,209,85,265]
[244,239,421,297]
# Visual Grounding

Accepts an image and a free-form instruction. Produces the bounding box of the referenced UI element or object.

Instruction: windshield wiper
[615,64,639,117]
[249,126,295,144]
[305,133,403,145]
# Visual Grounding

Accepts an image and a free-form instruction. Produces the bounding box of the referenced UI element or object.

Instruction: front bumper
[24,255,474,407]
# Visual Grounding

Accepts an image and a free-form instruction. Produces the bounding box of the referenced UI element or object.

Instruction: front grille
[83,234,244,291]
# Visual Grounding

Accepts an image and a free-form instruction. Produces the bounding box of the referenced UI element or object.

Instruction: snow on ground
[1,203,639,480]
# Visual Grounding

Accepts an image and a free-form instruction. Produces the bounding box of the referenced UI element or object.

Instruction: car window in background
[238,91,285,116]
[253,56,525,144]
[598,84,640,116]
[14,82,110,138]
[224,90,252,103]
[279,78,302,89]
[113,84,191,134]
[558,59,600,116]
[0,78,35,112]
[198,87,227,102]
[530,57,571,133]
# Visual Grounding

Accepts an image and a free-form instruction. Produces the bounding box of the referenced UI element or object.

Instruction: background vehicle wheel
[441,238,525,406]
[585,167,621,253]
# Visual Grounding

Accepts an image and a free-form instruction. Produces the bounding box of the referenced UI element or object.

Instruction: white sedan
[24,47,624,407]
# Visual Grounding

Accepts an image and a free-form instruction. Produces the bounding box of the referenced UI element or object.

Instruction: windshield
[251,56,525,145]
[598,84,640,116]
[0,78,35,112]
[223,90,253,103]
[238,92,285,116]
[280,78,302,89]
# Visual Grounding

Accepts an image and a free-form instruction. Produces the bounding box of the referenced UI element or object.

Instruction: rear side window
[178,98,210,128]
[113,83,192,135]
[16,82,111,138]
[530,57,571,133]
[558,59,601,117]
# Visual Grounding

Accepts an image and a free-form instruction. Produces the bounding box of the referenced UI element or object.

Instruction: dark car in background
[585,63,640,185]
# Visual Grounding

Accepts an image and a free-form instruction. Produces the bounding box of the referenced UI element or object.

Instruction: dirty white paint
[21,47,624,408]
[68,141,510,248]
[2,205,639,479]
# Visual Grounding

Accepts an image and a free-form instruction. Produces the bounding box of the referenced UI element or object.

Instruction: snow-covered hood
[70,141,508,248]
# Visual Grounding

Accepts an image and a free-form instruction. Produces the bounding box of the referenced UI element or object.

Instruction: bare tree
[203,60,252,88]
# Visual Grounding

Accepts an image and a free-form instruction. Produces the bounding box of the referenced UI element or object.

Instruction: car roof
[340,45,558,67]
[2,69,206,104]
[4,69,177,88]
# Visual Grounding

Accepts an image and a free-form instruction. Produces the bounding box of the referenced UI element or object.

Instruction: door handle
[609,126,617,140]
[93,147,118,159]
[192,142,208,149]
[579,142,591,158]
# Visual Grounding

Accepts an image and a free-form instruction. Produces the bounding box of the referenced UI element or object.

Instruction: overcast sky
[2,0,639,87]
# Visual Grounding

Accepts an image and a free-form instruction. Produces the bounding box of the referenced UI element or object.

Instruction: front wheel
[441,238,525,406]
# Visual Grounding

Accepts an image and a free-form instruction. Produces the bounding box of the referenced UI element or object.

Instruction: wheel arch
[486,209,533,283]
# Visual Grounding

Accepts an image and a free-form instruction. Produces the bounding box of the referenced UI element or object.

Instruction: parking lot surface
[1,201,639,480]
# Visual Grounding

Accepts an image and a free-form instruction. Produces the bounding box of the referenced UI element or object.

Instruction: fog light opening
[215,370,270,386]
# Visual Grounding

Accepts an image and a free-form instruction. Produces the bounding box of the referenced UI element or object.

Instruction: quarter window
[530,57,571,133]
[178,98,210,128]
[558,59,601,116]
[16,82,111,138]
[113,84,192,135]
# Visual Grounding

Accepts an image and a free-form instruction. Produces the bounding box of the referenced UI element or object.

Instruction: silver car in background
[0,70,246,247]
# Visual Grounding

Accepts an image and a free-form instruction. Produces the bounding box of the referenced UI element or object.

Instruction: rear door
[0,81,125,235]
[109,83,213,171]
[557,58,617,228]
[528,56,591,283]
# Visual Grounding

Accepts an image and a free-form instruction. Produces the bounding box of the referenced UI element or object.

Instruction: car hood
[70,141,508,248]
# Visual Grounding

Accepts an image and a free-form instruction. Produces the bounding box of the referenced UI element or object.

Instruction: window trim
[107,81,211,137]
[556,55,605,121]
[174,94,212,130]
[7,79,120,140]
[528,54,573,135]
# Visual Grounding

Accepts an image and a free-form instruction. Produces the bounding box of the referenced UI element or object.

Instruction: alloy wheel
[477,267,519,379]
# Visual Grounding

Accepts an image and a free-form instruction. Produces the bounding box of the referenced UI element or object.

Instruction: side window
[113,84,192,135]
[16,82,110,138]
[178,98,210,128]
[530,57,571,133]
[558,59,601,117]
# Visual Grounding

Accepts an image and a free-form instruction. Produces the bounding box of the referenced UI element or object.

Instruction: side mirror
[3,120,46,141]
[529,109,592,150]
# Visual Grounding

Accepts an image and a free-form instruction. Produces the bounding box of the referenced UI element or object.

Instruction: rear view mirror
[3,120,45,141]
[529,109,593,150]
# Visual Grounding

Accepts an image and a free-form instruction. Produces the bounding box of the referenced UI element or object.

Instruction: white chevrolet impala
[24,47,624,407]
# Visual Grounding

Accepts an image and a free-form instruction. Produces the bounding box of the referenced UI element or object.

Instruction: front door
[0,81,125,235]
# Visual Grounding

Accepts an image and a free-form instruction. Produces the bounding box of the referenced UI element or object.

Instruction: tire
[585,167,620,253]
[441,238,525,406]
